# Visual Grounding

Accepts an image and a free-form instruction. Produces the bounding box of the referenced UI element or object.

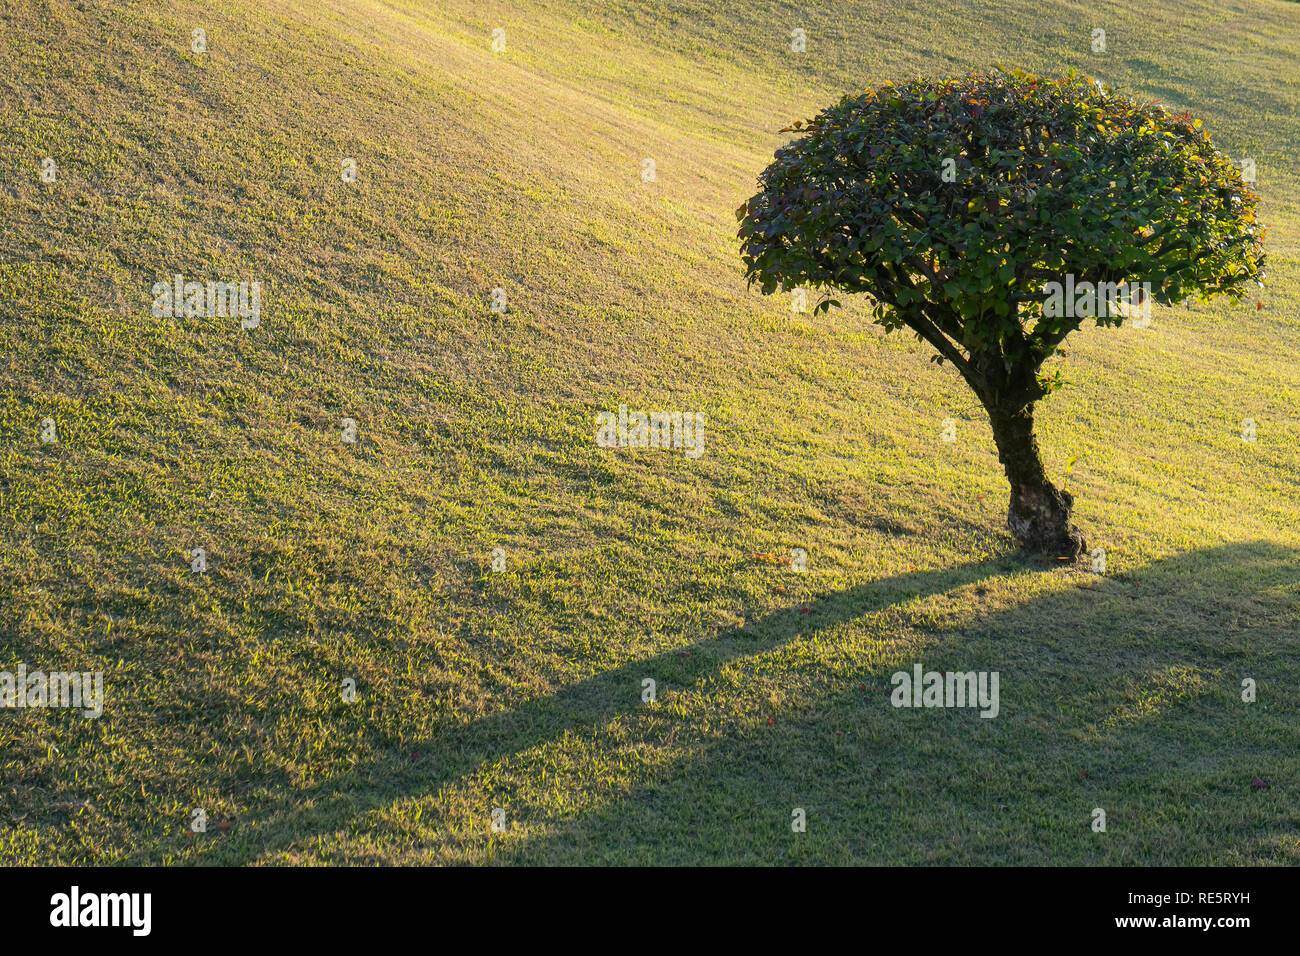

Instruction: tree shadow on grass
[154,540,1299,865]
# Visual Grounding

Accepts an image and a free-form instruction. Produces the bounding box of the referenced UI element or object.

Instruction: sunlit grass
[0,0,1297,864]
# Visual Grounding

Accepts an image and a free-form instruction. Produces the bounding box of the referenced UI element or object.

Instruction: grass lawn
[1,0,1298,864]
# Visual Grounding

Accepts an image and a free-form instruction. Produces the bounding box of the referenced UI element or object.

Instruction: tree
[737,68,1265,557]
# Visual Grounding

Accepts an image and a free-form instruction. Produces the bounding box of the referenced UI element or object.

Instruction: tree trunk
[984,400,1087,558]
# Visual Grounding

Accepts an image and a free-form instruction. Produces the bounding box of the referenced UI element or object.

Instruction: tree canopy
[737,68,1266,408]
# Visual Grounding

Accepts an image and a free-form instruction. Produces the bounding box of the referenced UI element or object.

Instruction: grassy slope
[0,0,1298,864]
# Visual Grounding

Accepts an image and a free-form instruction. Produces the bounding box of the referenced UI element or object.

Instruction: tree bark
[983,399,1087,558]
